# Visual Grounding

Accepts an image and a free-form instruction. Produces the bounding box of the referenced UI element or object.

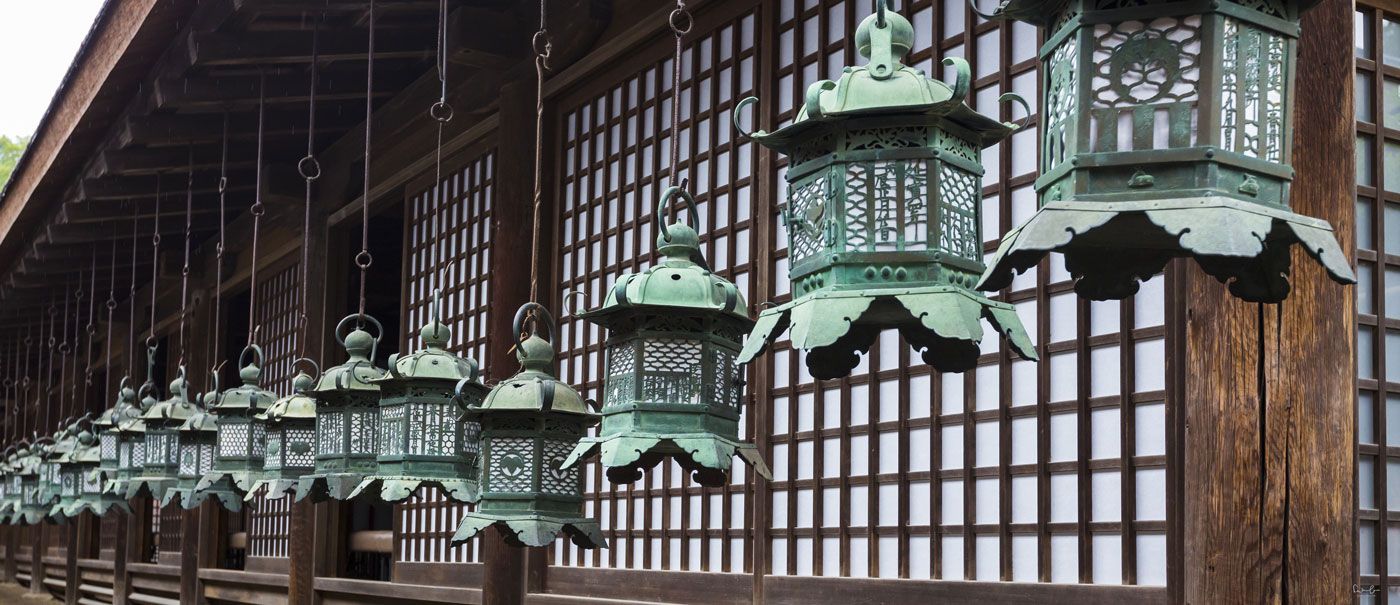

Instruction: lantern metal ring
[336,313,381,360]
[657,186,701,242]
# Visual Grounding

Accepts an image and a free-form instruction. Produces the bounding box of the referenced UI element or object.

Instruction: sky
[0,0,107,138]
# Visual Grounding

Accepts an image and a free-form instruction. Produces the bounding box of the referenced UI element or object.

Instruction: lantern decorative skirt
[352,312,487,503]
[195,347,276,511]
[563,190,771,487]
[129,372,197,503]
[976,0,1354,302]
[734,8,1037,379]
[451,304,605,549]
[248,371,318,501]
[166,389,229,510]
[296,316,385,502]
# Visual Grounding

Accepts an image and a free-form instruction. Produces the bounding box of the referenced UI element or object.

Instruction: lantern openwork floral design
[129,369,197,503]
[295,315,385,502]
[195,346,276,511]
[735,7,1037,380]
[248,371,318,501]
[352,298,487,503]
[451,304,605,549]
[166,385,230,510]
[563,188,770,487]
[976,0,1354,302]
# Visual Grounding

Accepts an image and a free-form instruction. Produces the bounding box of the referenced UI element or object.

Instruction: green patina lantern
[295,315,385,502]
[166,383,232,510]
[976,0,1354,302]
[49,420,91,522]
[194,346,276,511]
[13,440,52,525]
[107,385,146,500]
[734,6,1037,379]
[0,449,16,523]
[352,297,487,503]
[451,303,605,549]
[562,188,771,487]
[41,425,78,522]
[129,369,197,502]
[54,425,109,520]
[248,370,318,501]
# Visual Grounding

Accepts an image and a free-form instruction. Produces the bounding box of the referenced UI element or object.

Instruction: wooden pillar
[178,508,199,603]
[30,522,44,594]
[65,515,84,605]
[1179,1,1355,603]
[111,508,128,605]
[117,495,150,605]
[195,501,223,604]
[3,526,15,582]
[287,498,314,603]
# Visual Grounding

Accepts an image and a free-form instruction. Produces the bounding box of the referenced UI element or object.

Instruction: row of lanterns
[0,0,1354,555]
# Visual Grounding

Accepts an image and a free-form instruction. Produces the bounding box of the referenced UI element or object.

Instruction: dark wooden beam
[152,73,393,112]
[115,112,353,148]
[93,144,258,177]
[187,29,433,67]
[45,215,221,245]
[79,171,254,201]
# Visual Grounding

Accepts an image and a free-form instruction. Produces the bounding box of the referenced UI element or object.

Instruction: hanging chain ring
[657,185,701,242]
[105,296,118,311]
[250,202,266,217]
[239,344,264,371]
[146,335,158,349]
[298,155,322,182]
[217,176,228,194]
[512,302,555,345]
[430,100,455,123]
[355,250,374,270]
[334,313,384,347]
[292,357,321,382]
[669,6,693,35]
[531,31,553,60]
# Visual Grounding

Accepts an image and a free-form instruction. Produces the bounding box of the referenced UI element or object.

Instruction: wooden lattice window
[395,148,494,564]
[244,262,300,559]
[99,512,119,560]
[554,4,760,571]
[156,503,183,560]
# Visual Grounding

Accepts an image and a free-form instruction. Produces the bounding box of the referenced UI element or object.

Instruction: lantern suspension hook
[333,313,382,363]
[238,345,265,376]
[666,0,692,189]
[512,302,554,346]
[291,357,321,386]
[657,186,701,242]
[146,172,163,352]
[298,14,323,362]
[212,113,229,380]
[177,147,194,369]
[427,0,453,331]
[526,0,551,305]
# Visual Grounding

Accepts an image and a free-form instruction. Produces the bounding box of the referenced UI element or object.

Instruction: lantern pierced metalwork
[129,368,197,503]
[975,0,1354,302]
[352,296,487,503]
[295,315,385,502]
[248,370,318,501]
[733,6,1037,379]
[194,346,277,511]
[451,304,605,549]
[562,188,771,487]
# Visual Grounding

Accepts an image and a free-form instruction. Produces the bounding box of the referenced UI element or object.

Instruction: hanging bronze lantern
[129,369,196,502]
[49,421,90,522]
[562,189,770,487]
[975,0,1353,302]
[13,440,52,525]
[54,426,108,520]
[451,304,604,549]
[194,346,276,511]
[104,381,143,500]
[0,449,20,523]
[295,315,385,502]
[248,370,318,501]
[733,6,1037,379]
[166,384,231,510]
[352,295,487,503]
[41,425,78,522]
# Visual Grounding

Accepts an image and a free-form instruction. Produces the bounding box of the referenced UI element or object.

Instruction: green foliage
[0,135,30,192]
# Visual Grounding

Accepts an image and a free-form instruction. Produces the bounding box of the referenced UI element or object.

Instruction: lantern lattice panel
[392,147,495,564]
[544,0,1171,583]
[1352,5,1400,599]
[554,4,759,571]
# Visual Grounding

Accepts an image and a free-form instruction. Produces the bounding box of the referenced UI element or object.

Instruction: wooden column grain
[3,526,16,582]
[482,75,537,605]
[30,520,44,594]
[65,516,82,605]
[178,507,200,603]
[1181,1,1356,603]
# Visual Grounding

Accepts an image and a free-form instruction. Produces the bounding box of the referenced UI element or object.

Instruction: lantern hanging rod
[666,0,691,192]
[177,147,194,369]
[298,14,323,362]
[212,113,229,382]
[426,0,453,326]
[248,72,268,350]
[526,0,550,307]
[354,0,377,326]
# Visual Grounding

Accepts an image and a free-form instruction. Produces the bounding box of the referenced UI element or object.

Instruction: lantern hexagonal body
[129,372,197,502]
[735,10,1037,380]
[977,0,1354,302]
[194,348,276,511]
[166,389,230,510]
[248,372,318,501]
[352,318,487,504]
[295,316,385,502]
[451,304,605,549]
[563,198,771,487]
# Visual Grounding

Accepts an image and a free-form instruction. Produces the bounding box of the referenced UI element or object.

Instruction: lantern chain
[667,0,692,191]
[106,232,117,408]
[213,113,228,380]
[179,147,193,368]
[149,173,161,351]
[60,282,71,422]
[527,0,551,309]
[129,200,139,379]
[70,271,82,419]
[429,0,453,336]
[44,296,55,433]
[298,14,323,360]
[356,0,377,324]
[249,73,267,347]
[86,242,97,403]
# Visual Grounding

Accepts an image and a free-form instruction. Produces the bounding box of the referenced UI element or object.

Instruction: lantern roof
[95,380,137,431]
[215,354,277,413]
[310,326,384,396]
[746,10,1011,153]
[260,372,317,422]
[578,221,753,327]
[144,373,199,424]
[178,396,219,434]
[474,334,593,418]
[375,321,480,383]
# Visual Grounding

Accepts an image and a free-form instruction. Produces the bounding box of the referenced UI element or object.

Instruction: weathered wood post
[1179,0,1356,602]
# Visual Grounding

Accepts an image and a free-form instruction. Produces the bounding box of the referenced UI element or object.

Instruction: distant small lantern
[166,386,230,510]
[195,346,276,511]
[352,297,487,503]
[248,370,318,501]
[295,315,385,502]
[451,304,605,549]
[975,0,1354,302]
[562,189,771,487]
[128,370,197,502]
[734,6,1037,379]
[0,450,20,523]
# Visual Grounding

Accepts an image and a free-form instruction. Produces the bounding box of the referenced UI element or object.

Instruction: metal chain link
[357,0,377,324]
[528,0,552,308]
[249,73,267,347]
